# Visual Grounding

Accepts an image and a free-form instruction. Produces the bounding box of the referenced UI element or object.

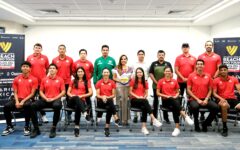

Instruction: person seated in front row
[95,68,121,137]
[187,59,219,132]
[30,64,65,138]
[156,66,194,137]
[2,61,38,136]
[129,67,162,135]
[67,66,93,137]
[213,64,240,137]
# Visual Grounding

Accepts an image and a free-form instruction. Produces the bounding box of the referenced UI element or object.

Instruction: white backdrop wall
[0,20,24,34]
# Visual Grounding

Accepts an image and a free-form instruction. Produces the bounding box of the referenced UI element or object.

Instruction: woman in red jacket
[129,67,162,135]
[67,66,93,137]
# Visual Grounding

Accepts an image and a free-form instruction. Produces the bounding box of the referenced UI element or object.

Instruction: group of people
[1,40,240,138]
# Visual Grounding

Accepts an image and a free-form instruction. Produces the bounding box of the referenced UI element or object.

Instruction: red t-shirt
[40,76,65,98]
[129,79,148,98]
[69,80,91,96]
[175,54,196,82]
[13,74,38,100]
[198,52,221,78]
[27,54,49,85]
[187,72,212,100]
[157,78,179,96]
[213,76,239,100]
[95,79,116,96]
[73,59,94,80]
[52,56,73,84]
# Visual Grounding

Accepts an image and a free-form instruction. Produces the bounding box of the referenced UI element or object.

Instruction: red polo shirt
[213,76,239,100]
[175,54,196,82]
[13,74,38,100]
[52,55,73,84]
[157,78,179,96]
[27,54,49,85]
[187,72,212,100]
[95,79,116,96]
[198,52,221,78]
[69,80,91,96]
[129,79,148,98]
[73,59,94,80]
[40,76,65,98]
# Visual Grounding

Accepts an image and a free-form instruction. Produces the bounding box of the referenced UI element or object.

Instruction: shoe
[24,126,31,136]
[74,128,79,137]
[185,116,194,126]
[221,128,228,137]
[104,128,110,137]
[85,115,90,122]
[172,128,180,137]
[141,127,149,135]
[153,119,162,127]
[1,126,14,136]
[133,116,138,123]
[202,123,208,132]
[42,115,49,123]
[49,127,56,138]
[30,128,40,138]
[195,125,201,132]
[114,119,122,127]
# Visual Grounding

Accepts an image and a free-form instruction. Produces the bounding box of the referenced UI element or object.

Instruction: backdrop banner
[0,34,25,120]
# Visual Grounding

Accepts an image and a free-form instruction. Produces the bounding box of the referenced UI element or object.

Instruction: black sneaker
[195,125,201,132]
[30,128,41,138]
[85,114,91,122]
[104,128,110,137]
[114,119,122,127]
[49,127,56,138]
[1,126,15,136]
[74,128,79,137]
[221,128,228,137]
[133,116,138,123]
[24,126,31,136]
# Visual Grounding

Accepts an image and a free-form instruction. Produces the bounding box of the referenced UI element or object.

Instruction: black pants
[153,88,168,120]
[189,100,218,126]
[31,98,62,128]
[35,87,46,116]
[85,97,93,118]
[96,98,116,124]
[162,97,181,123]
[67,96,86,125]
[178,82,187,96]
[3,98,32,127]
[131,98,153,122]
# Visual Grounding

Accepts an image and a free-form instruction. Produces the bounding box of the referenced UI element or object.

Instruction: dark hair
[182,43,189,48]
[102,45,109,50]
[102,67,110,73]
[137,50,145,55]
[219,64,228,70]
[116,54,128,75]
[48,63,58,70]
[133,67,146,89]
[73,67,88,93]
[79,49,87,55]
[158,50,165,55]
[164,66,173,73]
[58,44,66,49]
[34,43,42,48]
[196,59,204,65]
[205,40,213,46]
[21,61,31,67]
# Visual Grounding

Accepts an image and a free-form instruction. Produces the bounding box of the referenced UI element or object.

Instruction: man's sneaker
[49,127,56,138]
[85,115,91,122]
[133,116,138,123]
[74,128,79,137]
[172,128,180,137]
[153,119,162,127]
[221,128,228,137]
[104,128,110,137]
[114,119,122,127]
[185,116,194,126]
[24,126,31,136]
[1,126,14,136]
[30,128,41,138]
[141,127,149,135]
[195,125,201,132]
[42,115,49,123]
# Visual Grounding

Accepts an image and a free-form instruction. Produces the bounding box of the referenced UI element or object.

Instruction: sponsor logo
[0,42,12,53]
[226,45,238,56]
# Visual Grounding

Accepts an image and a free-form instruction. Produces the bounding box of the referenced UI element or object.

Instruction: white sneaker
[172,128,180,137]
[141,127,149,135]
[97,117,101,123]
[153,119,162,127]
[42,115,48,123]
[185,116,194,126]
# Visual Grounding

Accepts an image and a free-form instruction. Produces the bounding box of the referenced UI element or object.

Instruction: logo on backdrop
[226,45,238,56]
[0,42,12,53]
